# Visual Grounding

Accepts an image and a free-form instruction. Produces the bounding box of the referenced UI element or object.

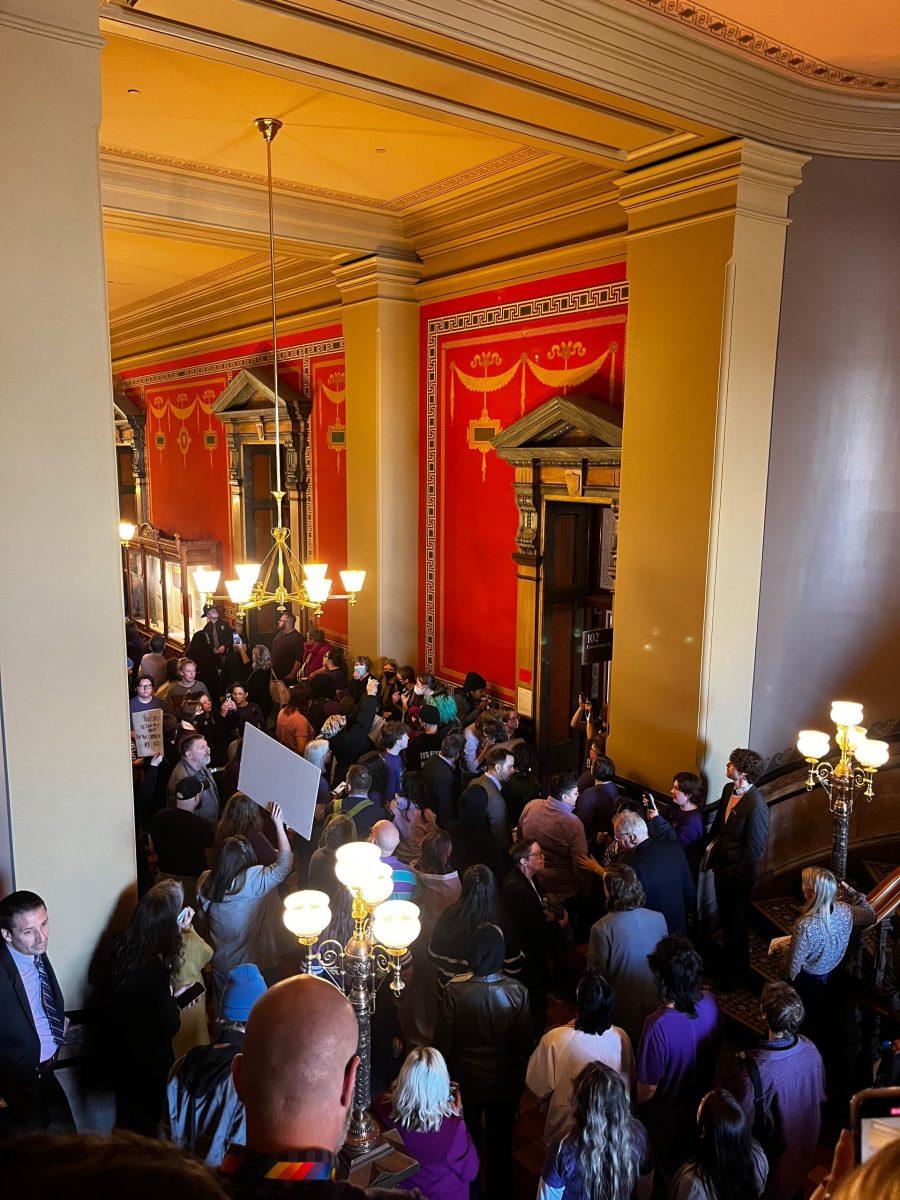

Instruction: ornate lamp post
[283,843,421,1163]
[797,700,889,878]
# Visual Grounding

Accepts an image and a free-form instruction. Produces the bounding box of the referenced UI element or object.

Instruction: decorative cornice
[111,307,344,376]
[99,142,544,213]
[100,156,412,257]
[341,0,900,158]
[108,251,269,320]
[109,254,338,362]
[388,145,545,210]
[614,138,807,230]
[624,0,900,94]
[100,143,395,211]
[0,6,103,49]
[333,254,422,303]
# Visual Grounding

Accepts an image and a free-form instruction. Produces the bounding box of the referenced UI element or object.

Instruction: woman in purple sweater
[374,1047,479,1200]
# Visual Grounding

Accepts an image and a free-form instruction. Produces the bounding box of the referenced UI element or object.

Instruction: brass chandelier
[210,117,364,620]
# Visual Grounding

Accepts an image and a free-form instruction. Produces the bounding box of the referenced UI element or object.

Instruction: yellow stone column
[0,0,136,1002]
[334,255,421,664]
[607,141,806,787]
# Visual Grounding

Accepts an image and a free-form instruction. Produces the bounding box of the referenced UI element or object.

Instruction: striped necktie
[34,955,65,1046]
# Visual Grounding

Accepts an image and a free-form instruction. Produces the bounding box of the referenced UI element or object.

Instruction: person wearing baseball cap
[149,774,214,907]
[163,963,266,1167]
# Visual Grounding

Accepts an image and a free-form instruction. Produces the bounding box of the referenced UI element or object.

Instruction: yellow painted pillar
[334,255,421,664]
[0,0,136,1002]
[607,141,806,787]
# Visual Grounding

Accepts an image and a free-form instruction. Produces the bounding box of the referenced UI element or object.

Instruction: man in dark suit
[458,745,515,849]
[0,890,75,1136]
[613,810,696,936]
[501,838,556,1032]
[423,731,465,828]
[707,747,769,989]
[187,603,235,700]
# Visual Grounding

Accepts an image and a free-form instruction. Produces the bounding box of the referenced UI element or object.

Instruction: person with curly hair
[95,884,197,1135]
[538,1060,653,1200]
[707,748,769,991]
[636,936,721,1181]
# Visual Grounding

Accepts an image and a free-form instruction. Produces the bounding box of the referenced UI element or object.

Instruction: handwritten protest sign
[132,708,164,757]
[238,723,321,841]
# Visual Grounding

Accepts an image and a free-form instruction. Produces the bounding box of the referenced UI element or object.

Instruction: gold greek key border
[424,283,628,679]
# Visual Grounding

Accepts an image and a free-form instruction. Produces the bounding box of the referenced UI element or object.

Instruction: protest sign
[132,708,164,757]
[238,722,320,841]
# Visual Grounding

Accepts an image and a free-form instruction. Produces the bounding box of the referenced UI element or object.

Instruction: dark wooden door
[242,444,285,641]
[538,502,593,776]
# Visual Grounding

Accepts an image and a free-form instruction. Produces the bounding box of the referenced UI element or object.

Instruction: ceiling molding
[325,0,900,157]
[108,252,339,361]
[98,1,698,166]
[100,140,547,214]
[110,302,345,376]
[1,4,104,49]
[100,155,413,255]
[107,251,269,320]
[405,159,624,259]
[621,0,899,95]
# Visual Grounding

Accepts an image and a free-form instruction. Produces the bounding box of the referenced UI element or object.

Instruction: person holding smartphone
[95,881,203,1136]
[373,1047,479,1200]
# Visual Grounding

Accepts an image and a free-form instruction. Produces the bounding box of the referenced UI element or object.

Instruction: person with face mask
[378,658,399,713]
[348,655,374,704]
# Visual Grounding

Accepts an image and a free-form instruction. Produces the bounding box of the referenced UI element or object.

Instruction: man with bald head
[368,820,415,900]
[220,975,408,1197]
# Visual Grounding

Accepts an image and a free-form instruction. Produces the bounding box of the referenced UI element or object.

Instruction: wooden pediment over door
[213,367,307,421]
[492,393,622,466]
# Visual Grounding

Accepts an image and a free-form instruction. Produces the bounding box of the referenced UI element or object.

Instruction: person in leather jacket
[434,922,533,1197]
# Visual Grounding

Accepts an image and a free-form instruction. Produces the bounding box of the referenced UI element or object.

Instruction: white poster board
[131,708,164,757]
[237,722,321,841]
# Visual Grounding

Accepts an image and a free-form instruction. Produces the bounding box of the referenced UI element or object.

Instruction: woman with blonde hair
[538,1060,652,1200]
[243,643,274,725]
[374,1047,478,1200]
[776,866,874,1046]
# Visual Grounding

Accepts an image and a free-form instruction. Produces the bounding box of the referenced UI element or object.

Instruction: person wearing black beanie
[434,921,533,1197]
[453,672,489,726]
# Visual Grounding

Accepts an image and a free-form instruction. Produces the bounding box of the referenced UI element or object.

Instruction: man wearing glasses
[502,839,565,1033]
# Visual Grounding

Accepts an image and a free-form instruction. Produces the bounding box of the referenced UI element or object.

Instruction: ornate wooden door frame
[492,394,622,734]
[213,368,312,594]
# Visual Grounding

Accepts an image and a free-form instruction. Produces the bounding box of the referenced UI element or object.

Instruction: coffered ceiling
[101,35,545,212]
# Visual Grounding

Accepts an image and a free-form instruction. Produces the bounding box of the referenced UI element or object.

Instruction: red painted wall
[419,264,628,698]
[119,327,348,641]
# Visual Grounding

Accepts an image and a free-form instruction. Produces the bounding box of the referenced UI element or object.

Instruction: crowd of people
[0,608,894,1200]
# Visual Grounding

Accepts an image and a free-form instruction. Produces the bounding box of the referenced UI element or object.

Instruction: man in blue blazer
[0,889,75,1135]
